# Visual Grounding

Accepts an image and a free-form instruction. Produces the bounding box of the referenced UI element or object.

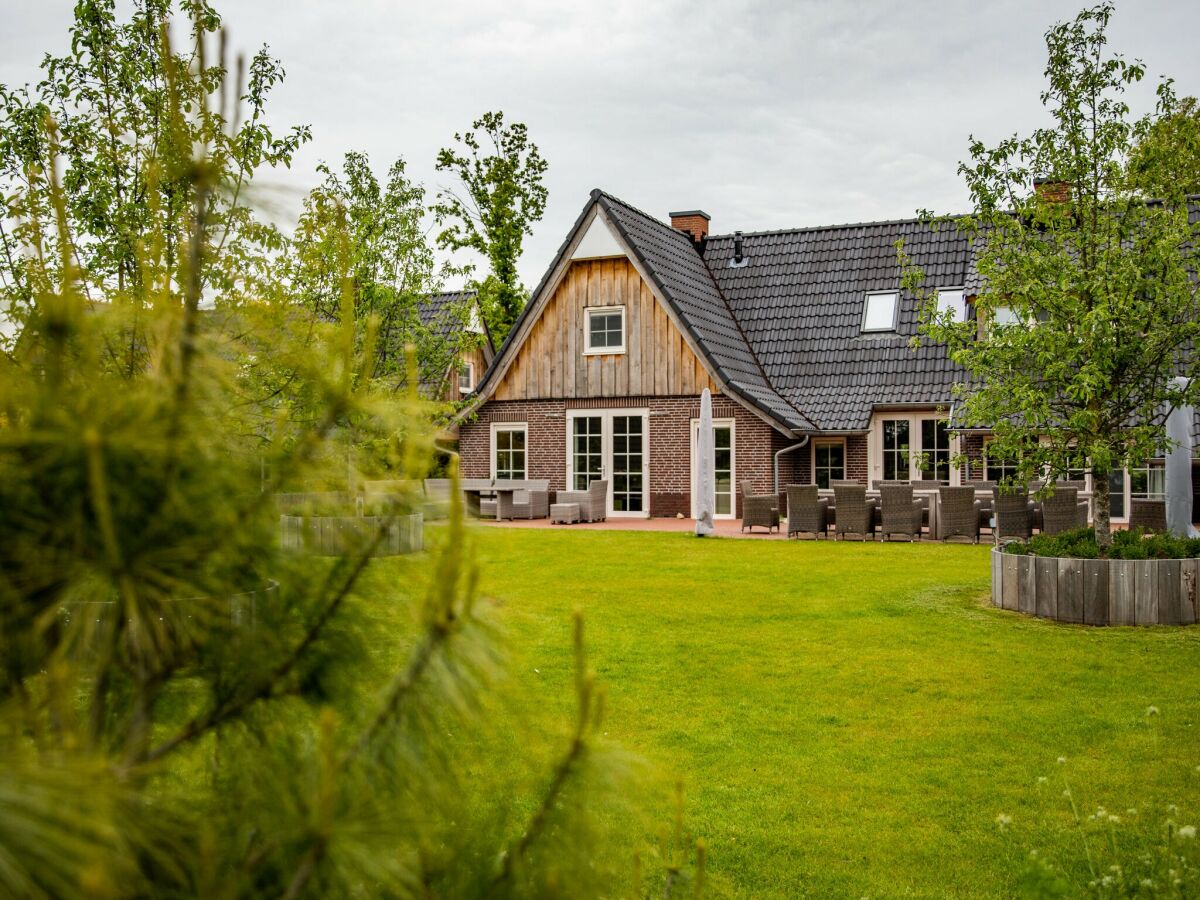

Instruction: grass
[366,527,1200,898]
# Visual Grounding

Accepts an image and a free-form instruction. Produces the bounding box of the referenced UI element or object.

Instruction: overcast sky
[4,1,1198,288]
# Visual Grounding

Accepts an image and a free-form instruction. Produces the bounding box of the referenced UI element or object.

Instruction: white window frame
[458,360,474,394]
[490,422,528,481]
[861,290,899,333]
[583,305,626,355]
[868,411,961,485]
[689,417,736,519]
[811,438,847,489]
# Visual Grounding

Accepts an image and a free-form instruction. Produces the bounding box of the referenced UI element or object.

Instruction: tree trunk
[1092,467,1112,550]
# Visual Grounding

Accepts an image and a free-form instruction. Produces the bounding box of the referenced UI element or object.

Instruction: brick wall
[461,394,784,517]
[961,432,987,480]
[846,433,869,483]
[669,214,710,242]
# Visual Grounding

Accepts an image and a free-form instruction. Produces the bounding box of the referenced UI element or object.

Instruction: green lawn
[368,528,1200,898]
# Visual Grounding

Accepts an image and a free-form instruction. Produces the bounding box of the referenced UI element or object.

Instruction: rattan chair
[740,480,780,533]
[993,487,1036,542]
[879,483,924,541]
[1129,498,1167,533]
[555,479,608,523]
[510,479,550,520]
[938,486,981,542]
[832,484,876,540]
[786,485,828,539]
[1040,486,1089,535]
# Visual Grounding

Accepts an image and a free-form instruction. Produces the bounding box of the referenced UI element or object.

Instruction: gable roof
[705,219,972,431]
[418,290,495,360]
[471,190,815,433]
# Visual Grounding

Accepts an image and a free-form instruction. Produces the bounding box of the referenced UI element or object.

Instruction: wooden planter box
[991,548,1200,626]
[279,513,423,557]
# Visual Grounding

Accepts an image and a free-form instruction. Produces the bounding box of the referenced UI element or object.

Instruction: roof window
[861,291,899,332]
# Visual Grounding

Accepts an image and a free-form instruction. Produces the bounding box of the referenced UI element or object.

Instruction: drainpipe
[774,435,811,495]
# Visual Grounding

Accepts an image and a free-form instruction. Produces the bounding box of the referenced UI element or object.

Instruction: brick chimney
[1033,177,1071,205]
[670,209,711,242]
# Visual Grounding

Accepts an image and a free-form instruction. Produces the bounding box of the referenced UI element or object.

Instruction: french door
[567,409,649,516]
[690,419,735,519]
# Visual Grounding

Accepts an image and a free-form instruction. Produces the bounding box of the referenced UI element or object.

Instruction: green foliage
[0,15,671,898]
[287,150,476,392]
[1005,526,1200,559]
[0,0,309,347]
[900,3,1200,548]
[1129,92,1200,198]
[434,110,548,341]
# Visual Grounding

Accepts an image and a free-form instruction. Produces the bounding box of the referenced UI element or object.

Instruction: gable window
[585,306,625,354]
[813,440,845,489]
[458,361,474,394]
[936,288,966,323]
[861,291,899,332]
[491,423,527,481]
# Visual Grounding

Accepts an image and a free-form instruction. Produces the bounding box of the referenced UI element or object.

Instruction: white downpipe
[774,436,811,495]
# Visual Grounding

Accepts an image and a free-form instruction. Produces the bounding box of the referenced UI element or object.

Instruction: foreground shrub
[1004,527,1200,560]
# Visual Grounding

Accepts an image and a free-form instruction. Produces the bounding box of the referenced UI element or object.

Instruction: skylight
[861,291,899,332]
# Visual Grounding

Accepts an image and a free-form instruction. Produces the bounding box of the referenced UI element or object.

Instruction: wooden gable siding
[494,258,719,401]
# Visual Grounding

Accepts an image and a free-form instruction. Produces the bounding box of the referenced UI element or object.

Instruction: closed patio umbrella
[696,388,715,536]
[1165,377,1197,537]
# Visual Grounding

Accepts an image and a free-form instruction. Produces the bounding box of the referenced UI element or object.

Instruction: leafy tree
[1129,90,1200,197]
[0,13,701,899]
[434,110,548,341]
[0,0,309,360]
[902,2,1200,548]
[288,151,475,394]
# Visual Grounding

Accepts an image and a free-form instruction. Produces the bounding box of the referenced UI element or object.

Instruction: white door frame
[869,411,961,485]
[689,417,736,519]
[565,407,650,517]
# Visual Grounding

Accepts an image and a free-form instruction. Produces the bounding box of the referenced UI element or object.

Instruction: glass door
[611,414,645,513]
[691,420,735,518]
[568,410,649,516]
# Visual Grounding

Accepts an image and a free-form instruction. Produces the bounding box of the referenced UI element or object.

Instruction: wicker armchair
[993,487,1036,542]
[871,479,910,490]
[555,479,608,523]
[510,479,550,520]
[879,483,924,541]
[1129,498,1167,533]
[938,486,981,542]
[786,485,828,539]
[832,484,876,540]
[1040,486,1089,535]
[740,480,780,533]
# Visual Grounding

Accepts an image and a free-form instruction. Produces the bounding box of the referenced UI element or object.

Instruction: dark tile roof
[418,290,476,341]
[596,192,814,431]
[704,219,971,431]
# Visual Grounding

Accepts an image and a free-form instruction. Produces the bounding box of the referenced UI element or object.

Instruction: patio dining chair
[1039,486,1088,535]
[879,483,924,541]
[937,486,981,543]
[992,487,1036,542]
[1129,498,1167,533]
[786,485,828,539]
[740,480,780,533]
[832,484,876,540]
[509,479,551,520]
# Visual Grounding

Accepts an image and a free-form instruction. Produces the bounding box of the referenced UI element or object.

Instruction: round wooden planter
[279,513,423,557]
[991,548,1200,626]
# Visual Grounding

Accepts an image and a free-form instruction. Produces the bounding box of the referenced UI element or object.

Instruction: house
[458,189,1198,522]
[418,290,494,402]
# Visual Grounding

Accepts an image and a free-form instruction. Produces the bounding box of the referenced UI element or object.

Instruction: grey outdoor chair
[879,483,924,541]
[786,485,828,539]
[832,484,876,540]
[1040,486,1089,535]
[938,486,981,543]
[740,480,780,533]
[871,479,910,490]
[509,479,551,520]
[1129,498,1167,533]
[993,487,1036,542]
[555,479,608,523]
